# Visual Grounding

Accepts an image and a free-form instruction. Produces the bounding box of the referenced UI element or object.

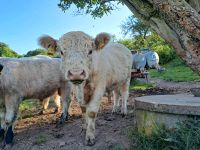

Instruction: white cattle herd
[0,31,132,147]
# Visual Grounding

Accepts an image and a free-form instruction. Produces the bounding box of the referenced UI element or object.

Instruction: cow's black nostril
[68,70,73,76]
[80,70,86,76]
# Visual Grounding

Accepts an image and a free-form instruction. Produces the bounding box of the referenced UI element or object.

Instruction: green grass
[128,119,200,150]
[130,80,155,90]
[19,99,38,112]
[149,58,200,82]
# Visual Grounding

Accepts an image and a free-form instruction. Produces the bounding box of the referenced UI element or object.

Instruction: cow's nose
[67,69,86,84]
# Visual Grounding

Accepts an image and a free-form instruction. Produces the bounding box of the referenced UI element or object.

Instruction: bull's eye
[60,51,64,55]
[88,50,93,55]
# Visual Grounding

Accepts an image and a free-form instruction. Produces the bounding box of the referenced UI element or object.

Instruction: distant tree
[24,49,48,57]
[0,42,19,57]
[121,15,150,39]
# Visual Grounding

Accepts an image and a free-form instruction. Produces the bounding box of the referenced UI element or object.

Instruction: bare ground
[6,79,200,150]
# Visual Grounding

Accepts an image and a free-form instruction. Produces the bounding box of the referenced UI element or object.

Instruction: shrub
[119,32,176,64]
[128,119,200,150]
[153,45,176,64]
[144,32,176,64]
[0,42,20,58]
[24,49,48,57]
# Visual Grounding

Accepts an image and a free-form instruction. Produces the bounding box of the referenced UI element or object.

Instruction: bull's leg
[39,97,50,114]
[4,125,14,146]
[85,85,105,146]
[4,95,19,127]
[53,93,61,113]
[42,98,50,110]
[0,111,5,142]
[60,83,71,124]
[4,95,19,146]
[106,90,113,104]
[112,88,121,113]
[120,79,130,116]
[80,106,87,130]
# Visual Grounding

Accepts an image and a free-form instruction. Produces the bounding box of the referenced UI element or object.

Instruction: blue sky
[0,0,132,54]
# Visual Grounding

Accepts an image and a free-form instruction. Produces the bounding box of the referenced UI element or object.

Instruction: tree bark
[122,0,200,75]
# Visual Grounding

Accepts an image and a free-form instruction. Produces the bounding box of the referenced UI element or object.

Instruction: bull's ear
[39,35,58,54]
[94,32,111,50]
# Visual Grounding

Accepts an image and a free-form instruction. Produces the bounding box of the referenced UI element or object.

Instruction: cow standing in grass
[0,56,71,148]
[39,31,132,146]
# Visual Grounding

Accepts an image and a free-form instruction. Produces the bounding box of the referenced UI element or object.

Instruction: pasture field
[149,58,200,82]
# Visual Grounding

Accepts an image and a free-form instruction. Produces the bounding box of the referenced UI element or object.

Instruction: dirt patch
[150,78,200,93]
[13,98,135,150]
[7,79,198,150]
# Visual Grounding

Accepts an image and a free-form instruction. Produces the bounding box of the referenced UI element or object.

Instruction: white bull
[0,56,71,147]
[39,31,132,146]
[142,50,160,70]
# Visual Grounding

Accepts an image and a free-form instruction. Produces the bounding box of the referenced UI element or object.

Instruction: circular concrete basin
[135,94,200,135]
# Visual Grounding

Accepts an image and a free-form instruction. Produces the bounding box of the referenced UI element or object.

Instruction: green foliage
[58,0,121,18]
[0,42,20,58]
[144,32,176,64]
[118,39,135,50]
[119,35,145,51]
[24,49,48,57]
[121,15,150,39]
[119,32,176,64]
[19,100,37,112]
[128,119,200,150]
[150,58,200,82]
[129,80,155,90]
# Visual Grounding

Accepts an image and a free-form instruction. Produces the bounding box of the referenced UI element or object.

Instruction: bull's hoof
[59,113,65,124]
[0,64,3,73]
[85,137,95,146]
[38,110,45,115]
[112,107,121,114]
[0,128,5,142]
[54,107,60,114]
[59,113,69,124]
[4,126,14,146]
[0,128,5,137]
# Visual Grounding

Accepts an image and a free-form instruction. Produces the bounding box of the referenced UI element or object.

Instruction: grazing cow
[132,49,163,72]
[142,50,160,70]
[39,31,132,146]
[132,52,146,72]
[0,56,71,147]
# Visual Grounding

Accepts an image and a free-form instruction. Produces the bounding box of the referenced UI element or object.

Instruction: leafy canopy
[118,32,176,64]
[58,0,121,18]
[0,42,20,58]
[121,15,150,39]
[24,49,48,57]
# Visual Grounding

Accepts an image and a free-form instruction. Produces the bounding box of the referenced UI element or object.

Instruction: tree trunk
[122,0,200,75]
